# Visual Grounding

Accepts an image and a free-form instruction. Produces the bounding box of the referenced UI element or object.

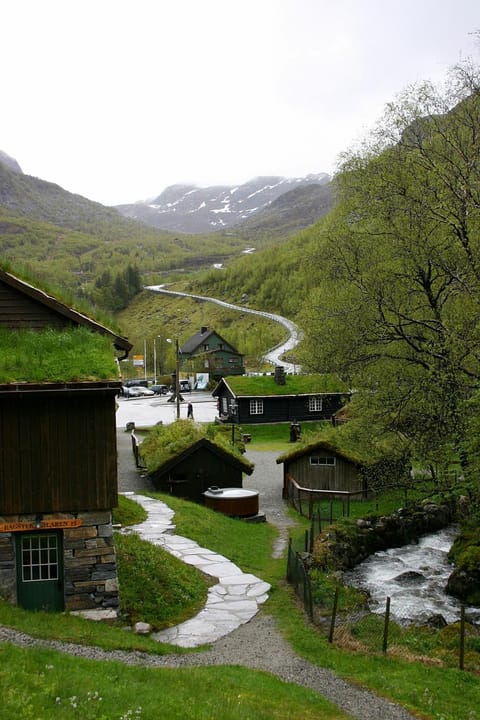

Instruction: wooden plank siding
[151,445,244,504]
[236,394,344,425]
[0,386,119,514]
[285,453,364,494]
[0,282,73,330]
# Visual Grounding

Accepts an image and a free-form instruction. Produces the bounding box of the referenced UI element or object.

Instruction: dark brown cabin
[148,437,253,504]
[0,268,132,614]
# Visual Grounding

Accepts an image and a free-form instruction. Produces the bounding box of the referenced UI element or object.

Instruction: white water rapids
[344,526,480,626]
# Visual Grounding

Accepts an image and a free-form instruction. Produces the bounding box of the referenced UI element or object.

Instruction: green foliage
[115,532,210,629]
[0,327,119,382]
[140,420,253,475]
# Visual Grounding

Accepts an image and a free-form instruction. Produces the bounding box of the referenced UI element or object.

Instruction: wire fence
[286,541,478,673]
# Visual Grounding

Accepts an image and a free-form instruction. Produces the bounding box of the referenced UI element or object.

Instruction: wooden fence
[285,475,365,520]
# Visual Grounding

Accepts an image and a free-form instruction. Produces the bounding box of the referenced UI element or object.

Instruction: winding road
[145,284,303,373]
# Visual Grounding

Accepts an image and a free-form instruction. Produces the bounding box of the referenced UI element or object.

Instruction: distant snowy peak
[115,173,330,234]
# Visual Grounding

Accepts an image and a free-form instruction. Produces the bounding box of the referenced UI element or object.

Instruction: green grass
[1,485,480,719]
[239,421,327,451]
[0,327,119,383]
[115,532,211,630]
[0,643,350,720]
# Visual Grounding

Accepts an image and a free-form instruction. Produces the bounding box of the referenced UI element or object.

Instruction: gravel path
[0,437,417,720]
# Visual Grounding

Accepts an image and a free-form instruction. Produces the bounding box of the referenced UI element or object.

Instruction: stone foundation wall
[0,511,119,612]
[64,511,119,611]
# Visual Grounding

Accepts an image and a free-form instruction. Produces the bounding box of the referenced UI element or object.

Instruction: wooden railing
[285,475,366,520]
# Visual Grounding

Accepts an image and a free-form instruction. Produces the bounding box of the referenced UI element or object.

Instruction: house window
[21,534,59,582]
[249,399,264,415]
[310,455,335,466]
[203,344,209,351]
[221,398,228,414]
[309,396,322,412]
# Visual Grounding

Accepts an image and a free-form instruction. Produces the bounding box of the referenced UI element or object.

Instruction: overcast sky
[1,1,478,206]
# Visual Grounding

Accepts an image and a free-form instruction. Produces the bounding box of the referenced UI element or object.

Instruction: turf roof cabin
[140,420,254,504]
[212,369,351,425]
[180,326,245,380]
[0,267,132,614]
[276,439,366,500]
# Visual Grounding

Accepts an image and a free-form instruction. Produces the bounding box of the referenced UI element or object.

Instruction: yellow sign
[0,519,83,533]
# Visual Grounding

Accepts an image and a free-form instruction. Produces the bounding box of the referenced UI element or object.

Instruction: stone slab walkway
[120,492,271,647]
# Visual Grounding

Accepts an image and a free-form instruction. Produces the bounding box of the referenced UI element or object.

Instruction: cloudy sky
[1,1,478,206]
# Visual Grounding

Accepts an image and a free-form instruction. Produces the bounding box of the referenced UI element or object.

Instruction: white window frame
[310,455,335,467]
[308,396,323,412]
[249,399,264,415]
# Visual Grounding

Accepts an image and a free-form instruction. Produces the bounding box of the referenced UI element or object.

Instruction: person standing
[187,402,194,419]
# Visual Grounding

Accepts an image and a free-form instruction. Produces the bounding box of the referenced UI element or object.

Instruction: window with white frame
[308,396,322,412]
[310,455,335,466]
[249,399,264,415]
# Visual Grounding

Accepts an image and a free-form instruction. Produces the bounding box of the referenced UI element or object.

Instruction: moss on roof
[276,436,365,466]
[140,420,254,475]
[0,327,119,383]
[219,373,350,397]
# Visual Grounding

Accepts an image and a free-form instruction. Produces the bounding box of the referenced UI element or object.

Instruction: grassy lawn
[1,431,479,719]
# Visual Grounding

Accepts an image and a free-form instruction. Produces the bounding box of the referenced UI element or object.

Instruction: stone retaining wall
[312,500,456,571]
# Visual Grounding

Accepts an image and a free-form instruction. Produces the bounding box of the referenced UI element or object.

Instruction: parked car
[151,384,168,395]
[123,385,154,398]
[123,379,149,388]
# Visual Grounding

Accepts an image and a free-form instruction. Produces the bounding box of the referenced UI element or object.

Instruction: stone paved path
[121,492,271,647]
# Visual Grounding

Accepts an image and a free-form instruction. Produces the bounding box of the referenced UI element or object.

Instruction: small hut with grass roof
[140,420,254,504]
[0,267,132,614]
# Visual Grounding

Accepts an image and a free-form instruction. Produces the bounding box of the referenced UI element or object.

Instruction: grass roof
[0,327,120,383]
[220,373,350,397]
[140,420,254,475]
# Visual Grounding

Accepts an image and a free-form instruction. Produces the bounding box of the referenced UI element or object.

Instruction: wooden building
[277,439,366,497]
[180,326,245,380]
[147,437,253,504]
[213,369,350,425]
[140,421,254,505]
[0,267,132,613]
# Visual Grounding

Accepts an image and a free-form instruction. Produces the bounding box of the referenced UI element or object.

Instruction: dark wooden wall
[236,394,346,425]
[0,387,119,514]
[0,282,72,330]
[152,446,243,504]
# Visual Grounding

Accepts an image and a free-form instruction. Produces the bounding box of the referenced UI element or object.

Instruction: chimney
[274,366,286,385]
[200,326,208,334]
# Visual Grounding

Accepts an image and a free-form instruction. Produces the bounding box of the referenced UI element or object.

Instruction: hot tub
[203,487,259,517]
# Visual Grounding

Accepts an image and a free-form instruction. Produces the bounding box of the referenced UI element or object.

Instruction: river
[344,526,480,626]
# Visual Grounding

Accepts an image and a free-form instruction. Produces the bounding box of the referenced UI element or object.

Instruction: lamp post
[166,338,181,419]
[153,338,157,384]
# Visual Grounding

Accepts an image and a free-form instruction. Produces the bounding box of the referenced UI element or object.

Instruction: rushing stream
[344,526,480,626]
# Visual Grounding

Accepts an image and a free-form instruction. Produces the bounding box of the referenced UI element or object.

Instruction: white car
[124,386,154,397]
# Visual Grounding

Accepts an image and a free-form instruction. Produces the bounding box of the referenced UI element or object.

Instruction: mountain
[230,181,334,241]
[115,173,330,234]
[0,150,22,175]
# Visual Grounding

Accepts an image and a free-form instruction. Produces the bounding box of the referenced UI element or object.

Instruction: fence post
[383,596,391,654]
[310,517,314,553]
[459,604,465,671]
[304,529,309,553]
[328,587,339,643]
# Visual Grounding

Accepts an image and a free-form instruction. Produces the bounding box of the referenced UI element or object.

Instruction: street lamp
[153,335,162,384]
[166,338,181,419]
